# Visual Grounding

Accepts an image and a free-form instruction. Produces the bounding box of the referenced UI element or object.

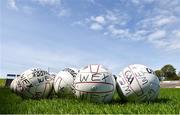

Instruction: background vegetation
[0,80,5,87]
[155,64,180,80]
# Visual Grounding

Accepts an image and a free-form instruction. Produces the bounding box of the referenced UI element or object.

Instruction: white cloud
[33,0,61,6]
[137,14,179,50]
[90,23,103,30]
[105,12,117,21]
[131,30,149,40]
[148,30,166,41]
[87,0,95,4]
[143,0,154,3]
[136,15,177,31]
[78,0,180,51]
[6,0,71,17]
[169,30,180,50]
[173,30,180,37]
[105,10,128,25]
[146,30,180,50]
[131,0,140,4]
[81,9,129,33]
[33,0,71,17]
[7,1,35,15]
[91,16,105,24]
[168,39,180,50]
[155,16,176,27]
[131,0,154,4]
[108,25,130,38]
[71,21,86,27]
[147,30,168,48]
[7,0,18,10]
[149,40,169,48]
[58,9,70,17]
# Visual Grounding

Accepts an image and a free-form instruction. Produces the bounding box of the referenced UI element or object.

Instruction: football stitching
[128,66,144,96]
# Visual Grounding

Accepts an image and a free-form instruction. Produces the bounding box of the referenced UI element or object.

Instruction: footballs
[73,64,116,103]
[116,64,160,102]
[53,68,78,96]
[49,72,57,86]
[10,76,23,95]
[17,68,53,99]
[49,72,57,80]
[10,77,19,93]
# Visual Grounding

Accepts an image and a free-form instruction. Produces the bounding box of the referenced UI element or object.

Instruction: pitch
[0,84,179,114]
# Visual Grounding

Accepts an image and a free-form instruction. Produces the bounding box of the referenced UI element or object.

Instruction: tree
[155,70,165,81]
[161,64,178,80]
[155,70,164,78]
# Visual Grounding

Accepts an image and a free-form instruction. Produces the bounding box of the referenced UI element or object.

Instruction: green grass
[0,80,5,87]
[0,87,179,114]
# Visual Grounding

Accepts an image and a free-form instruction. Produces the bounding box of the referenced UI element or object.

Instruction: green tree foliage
[155,70,164,78]
[161,64,179,80]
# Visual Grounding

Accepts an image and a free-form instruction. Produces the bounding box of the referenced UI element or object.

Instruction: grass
[0,80,179,114]
[0,80,5,87]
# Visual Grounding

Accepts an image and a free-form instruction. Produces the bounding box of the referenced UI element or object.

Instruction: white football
[73,64,116,103]
[116,64,160,102]
[10,76,23,94]
[17,68,53,99]
[49,72,57,79]
[10,77,19,93]
[49,72,57,87]
[53,68,78,96]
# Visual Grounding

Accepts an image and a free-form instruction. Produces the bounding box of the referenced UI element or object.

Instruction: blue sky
[0,0,180,76]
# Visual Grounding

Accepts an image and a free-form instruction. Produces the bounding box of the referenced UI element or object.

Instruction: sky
[0,0,180,76]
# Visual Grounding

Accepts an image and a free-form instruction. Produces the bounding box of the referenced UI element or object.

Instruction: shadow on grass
[150,98,171,103]
[47,92,172,105]
[0,87,22,103]
[108,97,171,105]
[0,87,23,114]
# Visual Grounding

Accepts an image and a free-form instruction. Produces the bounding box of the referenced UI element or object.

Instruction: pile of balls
[10,64,160,103]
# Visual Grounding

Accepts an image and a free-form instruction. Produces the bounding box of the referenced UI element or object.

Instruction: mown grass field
[0,80,179,114]
[0,80,5,87]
